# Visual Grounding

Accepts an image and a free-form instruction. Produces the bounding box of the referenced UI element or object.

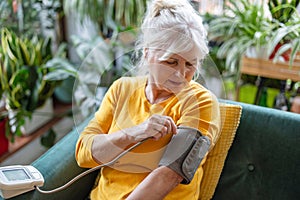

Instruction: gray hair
[134,0,209,77]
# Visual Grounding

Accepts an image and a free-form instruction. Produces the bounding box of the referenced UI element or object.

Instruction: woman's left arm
[127,89,221,199]
[127,166,183,200]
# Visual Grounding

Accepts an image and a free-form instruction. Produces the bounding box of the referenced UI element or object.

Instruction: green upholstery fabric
[214,101,300,200]
[1,100,299,200]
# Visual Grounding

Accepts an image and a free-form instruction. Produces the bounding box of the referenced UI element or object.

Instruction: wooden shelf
[241,57,300,82]
[237,55,300,104]
[0,102,72,163]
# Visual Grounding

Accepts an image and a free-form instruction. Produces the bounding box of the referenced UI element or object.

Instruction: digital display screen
[2,169,31,181]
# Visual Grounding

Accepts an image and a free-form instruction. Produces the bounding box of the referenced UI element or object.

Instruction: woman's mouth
[167,80,184,86]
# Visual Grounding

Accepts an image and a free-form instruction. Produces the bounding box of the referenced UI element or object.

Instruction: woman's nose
[175,63,186,77]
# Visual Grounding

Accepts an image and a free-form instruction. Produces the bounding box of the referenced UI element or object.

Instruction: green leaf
[268,23,300,55]
[289,39,300,67]
[1,30,17,62]
[19,40,31,65]
[54,43,67,58]
[272,43,291,63]
[45,58,77,74]
[40,128,57,148]
[44,69,73,81]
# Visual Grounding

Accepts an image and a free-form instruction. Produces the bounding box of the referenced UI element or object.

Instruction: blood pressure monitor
[0,165,44,199]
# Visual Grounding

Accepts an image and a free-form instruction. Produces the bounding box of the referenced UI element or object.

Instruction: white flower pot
[7,98,55,136]
[245,46,269,60]
[23,98,54,135]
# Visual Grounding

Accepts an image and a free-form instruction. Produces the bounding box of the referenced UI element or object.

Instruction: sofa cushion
[213,102,300,199]
[199,103,242,200]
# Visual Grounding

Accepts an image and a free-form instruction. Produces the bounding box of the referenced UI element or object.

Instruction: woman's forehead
[151,48,198,62]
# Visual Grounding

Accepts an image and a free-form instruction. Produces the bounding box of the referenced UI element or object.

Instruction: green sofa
[2,100,300,200]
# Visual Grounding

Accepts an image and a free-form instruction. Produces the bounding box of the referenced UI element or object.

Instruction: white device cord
[35,138,148,194]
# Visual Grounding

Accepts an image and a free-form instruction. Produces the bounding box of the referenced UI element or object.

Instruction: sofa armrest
[2,116,98,200]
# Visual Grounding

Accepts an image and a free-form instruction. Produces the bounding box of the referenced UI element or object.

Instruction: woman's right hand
[126,114,177,142]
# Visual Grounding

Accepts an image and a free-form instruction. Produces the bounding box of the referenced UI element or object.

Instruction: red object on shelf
[269,43,290,61]
[0,118,9,156]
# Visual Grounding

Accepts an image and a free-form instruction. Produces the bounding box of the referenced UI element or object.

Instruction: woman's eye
[186,62,195,69]
[165,60,177,65]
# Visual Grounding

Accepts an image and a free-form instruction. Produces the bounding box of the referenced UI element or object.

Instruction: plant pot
[54,77,75,104]
[0,118,9,156]
[23,98,54,135]
[245,46,269,60]
[7,98,54,136]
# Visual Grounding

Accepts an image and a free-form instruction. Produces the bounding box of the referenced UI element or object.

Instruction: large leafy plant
[72,31,135,118]
[208,0,275,73]
[63,0,148,38]
[63,0,147,119]
[0,28,77,140]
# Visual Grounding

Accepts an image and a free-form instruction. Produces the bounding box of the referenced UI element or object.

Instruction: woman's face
[146,49,198,94]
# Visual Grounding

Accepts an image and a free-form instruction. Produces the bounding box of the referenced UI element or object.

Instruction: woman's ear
[143,48,149,58]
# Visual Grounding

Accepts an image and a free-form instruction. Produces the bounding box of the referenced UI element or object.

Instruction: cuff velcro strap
[158,126,210,184]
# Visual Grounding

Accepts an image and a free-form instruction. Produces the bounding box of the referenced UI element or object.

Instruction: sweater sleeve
[75,79,120,168]
[177,89,221,148]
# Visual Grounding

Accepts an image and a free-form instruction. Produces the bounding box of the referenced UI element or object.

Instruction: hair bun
[153,0,184,8]
[150,0,188,17]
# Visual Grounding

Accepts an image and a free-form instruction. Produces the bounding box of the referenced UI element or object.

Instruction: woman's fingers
[148,115,177,140]
[164,116,177,134]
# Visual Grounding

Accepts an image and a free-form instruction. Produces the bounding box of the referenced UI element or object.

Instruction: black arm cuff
[158,127,210,184]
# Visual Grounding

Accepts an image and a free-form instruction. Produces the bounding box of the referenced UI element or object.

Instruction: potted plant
[0,28,77,141]
[267,0,300,66]
[207,0,275,74]
[208,0,300,72]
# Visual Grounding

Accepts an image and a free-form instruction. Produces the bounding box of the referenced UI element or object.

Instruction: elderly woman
[75,0,221,199]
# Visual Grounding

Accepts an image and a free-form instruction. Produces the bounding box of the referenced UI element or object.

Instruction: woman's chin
[164,85,185,94]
